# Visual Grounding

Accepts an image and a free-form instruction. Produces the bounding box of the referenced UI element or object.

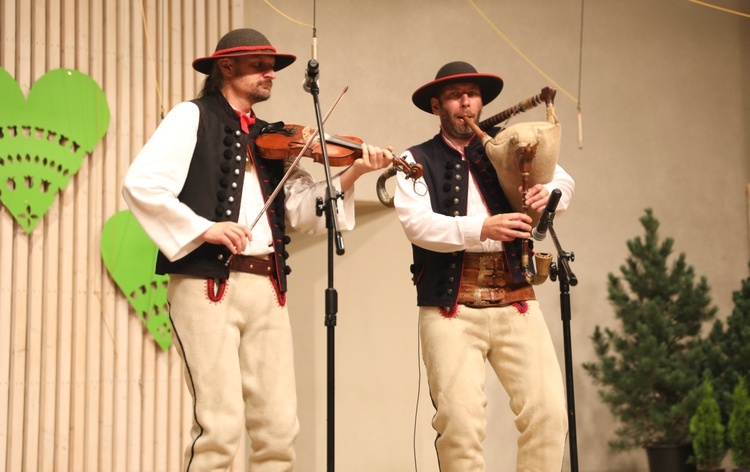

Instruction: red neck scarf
[234,109,256,134]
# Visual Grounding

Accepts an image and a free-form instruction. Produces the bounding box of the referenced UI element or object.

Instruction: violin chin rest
[260,121,287,134]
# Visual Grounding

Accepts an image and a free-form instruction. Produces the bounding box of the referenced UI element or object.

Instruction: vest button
[217,254,224,261]
[225,210,232,216]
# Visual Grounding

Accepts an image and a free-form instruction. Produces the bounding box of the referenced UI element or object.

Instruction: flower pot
[646,444,696,472]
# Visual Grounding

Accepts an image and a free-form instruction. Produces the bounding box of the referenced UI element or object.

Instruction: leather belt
[457,252,535,307]
[229,254,275,276]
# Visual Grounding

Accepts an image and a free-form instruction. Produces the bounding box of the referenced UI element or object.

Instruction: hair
[198,60,226,98]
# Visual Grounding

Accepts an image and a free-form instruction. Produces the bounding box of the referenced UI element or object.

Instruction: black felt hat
[412,61,504,113]
[192,28,297,75]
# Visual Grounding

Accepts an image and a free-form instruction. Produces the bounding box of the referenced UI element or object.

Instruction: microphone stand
[546,218,579,472]
[306,59,345,472]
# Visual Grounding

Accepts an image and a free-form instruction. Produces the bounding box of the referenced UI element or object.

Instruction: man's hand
[339,143,394,191]
[480,212,533,242]
[522,183,550,213]
[199,221,253,254]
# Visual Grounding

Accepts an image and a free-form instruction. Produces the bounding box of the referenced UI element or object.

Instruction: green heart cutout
[101,210,171,350]
[0,67,110,233]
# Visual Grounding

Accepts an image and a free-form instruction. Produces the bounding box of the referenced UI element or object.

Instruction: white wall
[0,0,747,470]
[246,0,750,471]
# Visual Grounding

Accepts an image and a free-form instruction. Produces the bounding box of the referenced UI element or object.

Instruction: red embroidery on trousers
[270,276,287,307]
[206,278,227,303]
[513,301,529,313]
[439,305,459,318]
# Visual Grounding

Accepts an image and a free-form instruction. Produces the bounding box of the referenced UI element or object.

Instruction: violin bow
[246,85,348,232]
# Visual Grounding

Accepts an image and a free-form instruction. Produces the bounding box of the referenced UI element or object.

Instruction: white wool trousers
[419,301,568,472]
[168,272,299,472]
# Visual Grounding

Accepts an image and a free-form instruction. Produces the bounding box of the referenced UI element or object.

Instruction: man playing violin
[393,61,575,471]
[122,28,392,471]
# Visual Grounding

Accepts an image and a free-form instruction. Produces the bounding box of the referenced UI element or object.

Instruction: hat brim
[412,73,504,113]
[192,50,297,75]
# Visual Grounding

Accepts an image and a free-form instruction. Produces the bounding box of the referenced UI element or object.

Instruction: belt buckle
[472,287,505,306]
[477,255,493,287]
[477,255,506,288]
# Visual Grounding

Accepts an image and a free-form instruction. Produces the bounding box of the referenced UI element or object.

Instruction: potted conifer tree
[700,265,750,472]
[728,377,750,472]
[689,376,727,471]
[583,209,719,472]
[703,264,750,429]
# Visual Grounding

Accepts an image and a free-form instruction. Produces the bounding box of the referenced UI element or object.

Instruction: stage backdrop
[1,0,748,471]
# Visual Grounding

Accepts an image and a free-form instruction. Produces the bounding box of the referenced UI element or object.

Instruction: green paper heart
[101,210,171,350]
[0,67,110,233]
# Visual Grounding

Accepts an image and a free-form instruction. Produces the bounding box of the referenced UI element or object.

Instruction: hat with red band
[192,28,296,75]
[412,61,504,114]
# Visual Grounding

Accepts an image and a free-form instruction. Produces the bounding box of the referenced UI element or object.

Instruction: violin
[255,122,360,166]
[255,122,424,181]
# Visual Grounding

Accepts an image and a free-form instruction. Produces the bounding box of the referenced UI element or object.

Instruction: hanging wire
[466,0,579,105]
[262,0,314,28]
[140,0,166,119]
[577,0,585,149]
[687,0,750,18]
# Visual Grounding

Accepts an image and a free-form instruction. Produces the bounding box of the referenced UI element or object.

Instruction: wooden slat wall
[0,0,245,470]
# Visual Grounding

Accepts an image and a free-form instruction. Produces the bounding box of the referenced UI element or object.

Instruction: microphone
[532,188,562,241]
[302,59,319,93]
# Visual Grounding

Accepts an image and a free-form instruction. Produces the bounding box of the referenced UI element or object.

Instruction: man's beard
[440,110,480,140]
[252,80,273,102]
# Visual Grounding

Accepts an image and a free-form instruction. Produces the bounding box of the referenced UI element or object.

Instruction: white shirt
[122,101,355,261]
[393,133,574,254]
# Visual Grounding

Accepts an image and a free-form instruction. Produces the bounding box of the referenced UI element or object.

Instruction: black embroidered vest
[155,93,291,291]
[407,132,531,309]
